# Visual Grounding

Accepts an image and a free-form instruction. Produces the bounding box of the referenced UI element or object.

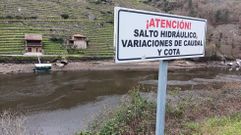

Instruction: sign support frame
[156,60,168,135]
[114,7,207,135]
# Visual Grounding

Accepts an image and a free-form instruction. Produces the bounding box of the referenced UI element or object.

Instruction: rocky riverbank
[79,72,241,135]
[0,60,224,74]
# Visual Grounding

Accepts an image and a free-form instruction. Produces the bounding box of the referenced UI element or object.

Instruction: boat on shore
[33,63,52,72]
[33,56,52,72]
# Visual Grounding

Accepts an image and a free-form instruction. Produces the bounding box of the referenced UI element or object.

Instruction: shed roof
[72,34,86,38]
[25,34,42,41]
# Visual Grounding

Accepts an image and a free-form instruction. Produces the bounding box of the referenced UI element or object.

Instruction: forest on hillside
[144,0,241,59]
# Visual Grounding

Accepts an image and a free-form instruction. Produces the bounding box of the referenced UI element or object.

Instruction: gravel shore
[0,60,217,74]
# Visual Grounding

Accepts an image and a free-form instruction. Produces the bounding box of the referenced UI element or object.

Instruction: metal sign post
[156,60,168,135]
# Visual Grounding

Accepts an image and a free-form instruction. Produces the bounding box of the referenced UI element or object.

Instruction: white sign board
[114,7,207,63]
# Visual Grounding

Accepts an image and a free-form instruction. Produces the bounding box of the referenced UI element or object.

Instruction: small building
[25,34,43,53]
[69,34,87,49]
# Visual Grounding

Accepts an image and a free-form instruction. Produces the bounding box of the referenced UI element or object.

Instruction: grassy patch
[0,110,26,135]
[187,114,241,135]
[0,110,44,135]
[77,85,241,135]
[78,87,156,135]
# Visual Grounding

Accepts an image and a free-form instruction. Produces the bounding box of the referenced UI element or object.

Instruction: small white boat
[33,63,52,72]
[33,57,52,72]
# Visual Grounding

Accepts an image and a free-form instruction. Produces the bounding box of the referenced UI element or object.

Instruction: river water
[0,68,241,135]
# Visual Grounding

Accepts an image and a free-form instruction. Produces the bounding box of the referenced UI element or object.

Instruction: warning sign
[114,7,207,63]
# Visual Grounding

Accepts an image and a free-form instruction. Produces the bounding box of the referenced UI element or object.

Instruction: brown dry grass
[0,110,26,135]
[166,86,241,134]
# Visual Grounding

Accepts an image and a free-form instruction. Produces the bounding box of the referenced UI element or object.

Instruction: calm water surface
[0,68,240,134]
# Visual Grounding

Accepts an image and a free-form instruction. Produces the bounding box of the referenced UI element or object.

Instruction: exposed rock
[87,14,96,20]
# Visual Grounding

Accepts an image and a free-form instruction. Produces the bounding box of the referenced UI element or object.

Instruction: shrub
[29,16,38,19]
[88,0,101,4]
[78,87,155,135]
[50,37,64,44]
[67,49,85,55]
[61,14,69,19]
[15,16,23,19]
[88,0,110,4]
[0,110,26,135]
[186,113,241,135]
[106,18,114,24]
[215,9,229,24]
[140,0,152,4]
[5,15,13,19]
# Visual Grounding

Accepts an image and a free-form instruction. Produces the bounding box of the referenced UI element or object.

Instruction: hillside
[0,0,240,59]
[146,0,241,60]
[0,0,158,58]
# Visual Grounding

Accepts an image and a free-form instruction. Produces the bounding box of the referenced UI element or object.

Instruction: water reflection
[0,71,156,112]
[1,68,241,135]
[1,67,240,112]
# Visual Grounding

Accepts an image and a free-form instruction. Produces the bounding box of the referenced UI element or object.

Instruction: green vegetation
[187,114,241,135]
[0,55,113,63]
[77,83,241,135]
[0,0,240,60]
[78,87,156,135]
[60,14,70,19]
[0,0,155,58]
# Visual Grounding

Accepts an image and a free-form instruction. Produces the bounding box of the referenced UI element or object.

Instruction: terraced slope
[0,0,158,57]
[1,0,240,59]
[0,23,67,55]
